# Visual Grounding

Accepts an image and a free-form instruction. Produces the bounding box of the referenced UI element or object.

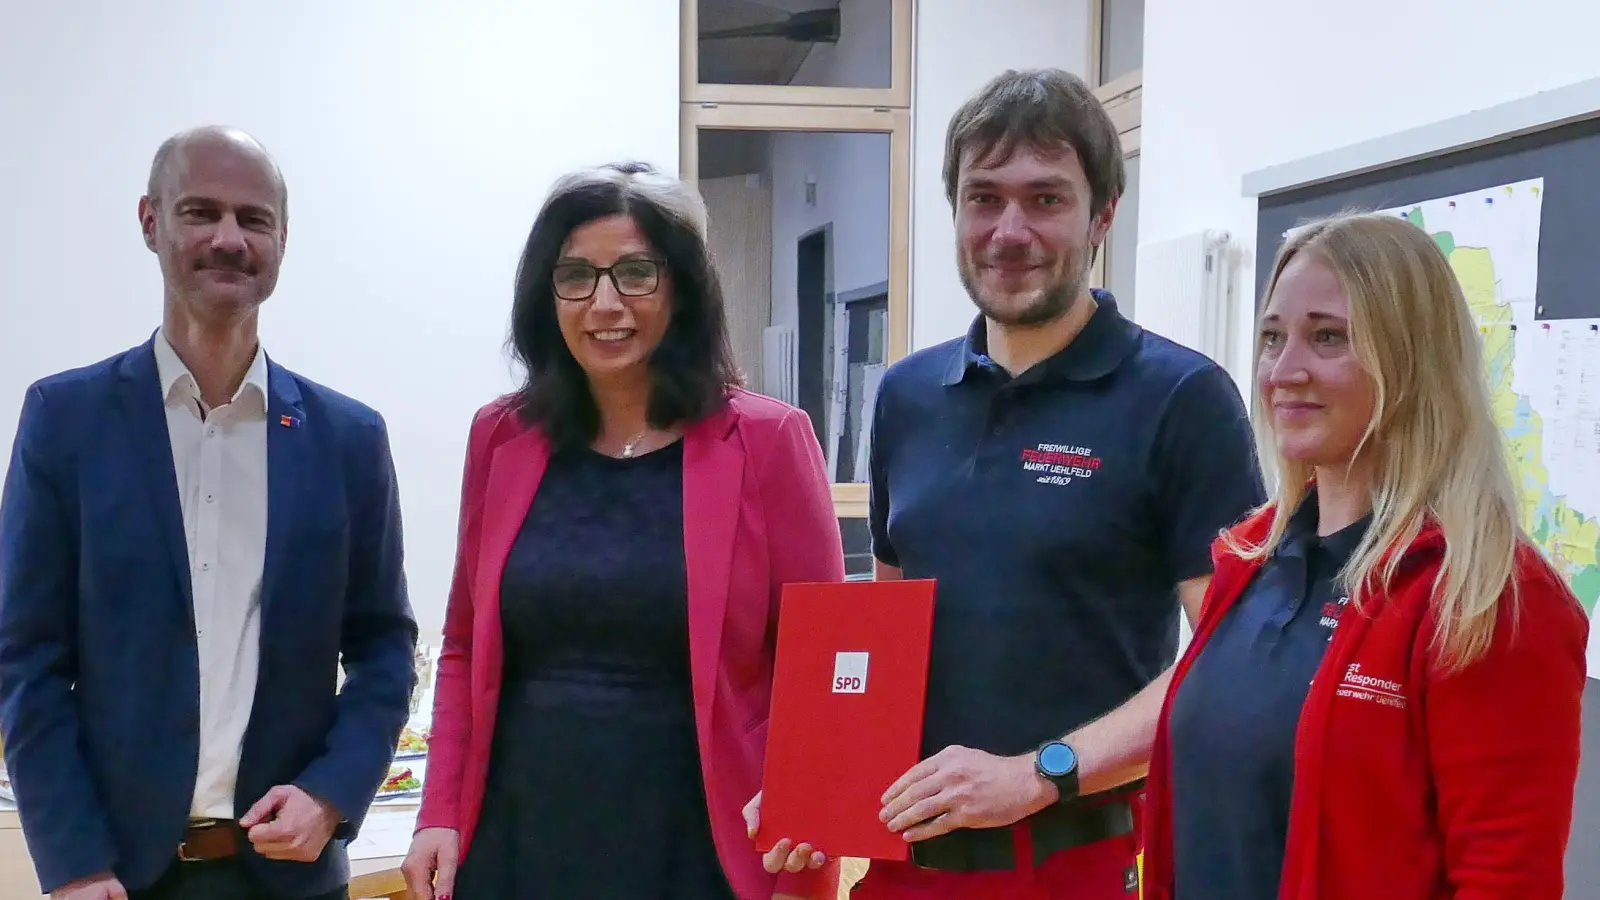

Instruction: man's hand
[239,784,342,862]
[743,791,826,875]
[879,745,1055,842]
[50,872,127,900]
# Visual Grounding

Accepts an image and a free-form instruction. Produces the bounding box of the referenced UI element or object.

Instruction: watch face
[1039,741,1077,777]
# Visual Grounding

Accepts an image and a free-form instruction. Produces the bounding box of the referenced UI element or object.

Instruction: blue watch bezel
[1037,740,1078,778]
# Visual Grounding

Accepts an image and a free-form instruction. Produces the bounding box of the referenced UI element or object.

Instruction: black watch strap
[1035,740,1081,801]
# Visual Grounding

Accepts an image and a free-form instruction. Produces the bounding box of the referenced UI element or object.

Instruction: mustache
[983,246,1048,266]
[195,254,254,274]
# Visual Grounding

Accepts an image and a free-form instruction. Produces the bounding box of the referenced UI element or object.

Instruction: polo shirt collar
[942,289,1142,386]
[1279,488,1371,563]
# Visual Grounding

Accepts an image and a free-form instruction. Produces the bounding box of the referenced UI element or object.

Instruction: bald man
[0,127,419,900]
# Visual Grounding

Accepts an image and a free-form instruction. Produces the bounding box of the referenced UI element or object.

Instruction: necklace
[619,429,649,458]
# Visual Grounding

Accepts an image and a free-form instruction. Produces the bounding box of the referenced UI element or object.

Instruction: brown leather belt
[177,820,241,862]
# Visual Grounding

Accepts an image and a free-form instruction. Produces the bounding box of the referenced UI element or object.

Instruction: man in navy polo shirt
[775,68,1265,899]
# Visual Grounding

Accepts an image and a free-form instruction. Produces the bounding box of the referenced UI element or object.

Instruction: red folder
[756,578,936,862]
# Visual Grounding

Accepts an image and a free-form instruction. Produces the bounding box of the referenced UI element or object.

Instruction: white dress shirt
[153,332,269,820]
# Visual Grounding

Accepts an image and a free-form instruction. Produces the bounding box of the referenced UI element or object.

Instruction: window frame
[682,0,915,109]
[1089,0,1143,292]
[683,0,915,518]
[676,106,912,400]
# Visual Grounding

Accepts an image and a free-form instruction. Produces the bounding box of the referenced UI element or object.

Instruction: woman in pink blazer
[400,161,845,900]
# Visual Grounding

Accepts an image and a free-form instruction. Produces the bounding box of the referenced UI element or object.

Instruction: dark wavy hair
[943,68,1125,220]
[508,161,741,449]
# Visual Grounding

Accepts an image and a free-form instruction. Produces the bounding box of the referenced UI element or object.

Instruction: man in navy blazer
[0,126,418,900]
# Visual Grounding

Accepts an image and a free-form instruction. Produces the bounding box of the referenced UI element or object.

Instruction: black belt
[910,793,1137,873]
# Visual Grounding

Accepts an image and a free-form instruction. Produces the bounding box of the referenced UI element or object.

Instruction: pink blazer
[416,389,844,900]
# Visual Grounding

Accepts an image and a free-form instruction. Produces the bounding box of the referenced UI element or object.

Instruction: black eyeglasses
[551,259,662,301]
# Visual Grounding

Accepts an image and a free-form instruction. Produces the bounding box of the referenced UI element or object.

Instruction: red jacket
[416,390,844,900]
[1141,505,1589,900]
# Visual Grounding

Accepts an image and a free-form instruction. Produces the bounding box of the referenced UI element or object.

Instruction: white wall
[768,0,895,332]
[1137,0,1600,383]
[908,0,1094,350]
[0,0,681,640]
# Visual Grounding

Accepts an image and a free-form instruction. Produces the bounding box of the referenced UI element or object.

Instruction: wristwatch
[1034,739,1080,802]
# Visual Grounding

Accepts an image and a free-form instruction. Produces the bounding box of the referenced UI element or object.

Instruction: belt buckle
[177,818,219,863]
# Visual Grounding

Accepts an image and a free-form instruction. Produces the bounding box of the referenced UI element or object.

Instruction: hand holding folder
[745,791,825,875]
[752,578,937,864]
[879,743,1061,840]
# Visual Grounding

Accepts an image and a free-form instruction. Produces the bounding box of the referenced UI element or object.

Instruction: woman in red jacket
[399,161,844,900]
[1140,211,1589,900]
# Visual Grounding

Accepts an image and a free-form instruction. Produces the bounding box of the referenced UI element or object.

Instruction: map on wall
[1377,178,1600,676]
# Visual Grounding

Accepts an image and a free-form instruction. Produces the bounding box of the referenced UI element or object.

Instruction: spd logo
[832,651,869,694]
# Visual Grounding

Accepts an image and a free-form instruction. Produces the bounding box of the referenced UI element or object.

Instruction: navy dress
[453,440,738,900]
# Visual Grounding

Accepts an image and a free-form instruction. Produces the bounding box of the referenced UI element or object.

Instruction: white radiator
[1137,229,1240,370]
[762,325,798,404]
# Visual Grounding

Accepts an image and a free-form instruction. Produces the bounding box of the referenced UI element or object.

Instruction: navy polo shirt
[868,291,1265,759]
[1167,491,1370,900]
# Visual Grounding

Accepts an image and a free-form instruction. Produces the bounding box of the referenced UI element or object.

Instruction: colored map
[1383,179,1600,676]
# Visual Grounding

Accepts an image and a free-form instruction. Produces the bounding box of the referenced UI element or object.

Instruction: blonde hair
[1233,211,1523,670]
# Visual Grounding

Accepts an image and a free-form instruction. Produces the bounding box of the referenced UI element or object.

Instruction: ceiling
[697,0,841,86]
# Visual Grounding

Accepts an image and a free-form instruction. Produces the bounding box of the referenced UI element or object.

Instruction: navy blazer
[0,337,418,896]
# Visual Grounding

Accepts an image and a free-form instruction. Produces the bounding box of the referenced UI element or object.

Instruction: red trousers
[850,794,1143,900]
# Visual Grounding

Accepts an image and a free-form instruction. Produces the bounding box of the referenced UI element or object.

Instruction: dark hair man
[757,68,1266,899]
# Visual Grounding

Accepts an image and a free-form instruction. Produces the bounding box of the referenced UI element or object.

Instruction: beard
[958,241,1092,328]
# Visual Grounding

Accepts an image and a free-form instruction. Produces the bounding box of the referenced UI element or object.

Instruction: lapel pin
[279,414,301,428]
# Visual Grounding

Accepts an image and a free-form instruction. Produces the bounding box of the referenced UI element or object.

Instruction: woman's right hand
[401,827,460,900]
[743,791,827,875]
